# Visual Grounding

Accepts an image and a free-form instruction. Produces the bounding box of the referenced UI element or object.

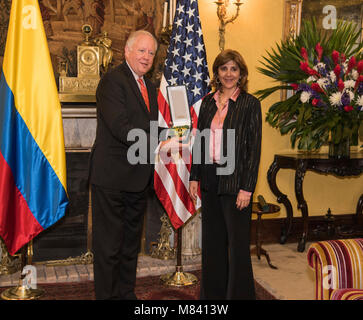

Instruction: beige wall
[199,0,363,219]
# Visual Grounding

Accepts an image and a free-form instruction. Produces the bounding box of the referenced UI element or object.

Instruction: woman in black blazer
[189,49,262,300]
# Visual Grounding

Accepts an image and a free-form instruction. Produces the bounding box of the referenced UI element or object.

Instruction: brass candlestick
[160,25,173,46]
[215,0,243,51]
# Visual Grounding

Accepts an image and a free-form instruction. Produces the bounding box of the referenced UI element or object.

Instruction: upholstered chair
[307,238,363,300]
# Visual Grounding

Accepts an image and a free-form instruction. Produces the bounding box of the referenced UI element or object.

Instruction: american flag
[154,0,210,229]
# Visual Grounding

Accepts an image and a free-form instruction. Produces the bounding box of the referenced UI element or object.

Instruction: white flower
[306,76,315,83]
[329,71,336,83]
[329,92,342,106]
[345,90,354,102]
[317,77,329,89]
[300,91,311,103]
[344,80,355,89]
[314,62,326,72]
[351,70,359,80]
[357,95,363,107]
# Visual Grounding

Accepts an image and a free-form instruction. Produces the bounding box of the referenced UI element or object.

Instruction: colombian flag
[0,0,69,255]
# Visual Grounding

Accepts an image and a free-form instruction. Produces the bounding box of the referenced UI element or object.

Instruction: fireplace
[32,106,164,262]
[32,151,90,262]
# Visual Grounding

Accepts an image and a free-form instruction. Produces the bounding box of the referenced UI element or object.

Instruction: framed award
[166,85,191,137]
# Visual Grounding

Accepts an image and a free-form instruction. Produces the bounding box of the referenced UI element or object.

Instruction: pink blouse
[209,88,240,163]
[209,88,251,197]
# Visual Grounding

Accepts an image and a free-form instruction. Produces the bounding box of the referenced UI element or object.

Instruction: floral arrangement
[256,20,363,150]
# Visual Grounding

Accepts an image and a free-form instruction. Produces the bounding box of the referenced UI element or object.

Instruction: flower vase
[328,138,350,159]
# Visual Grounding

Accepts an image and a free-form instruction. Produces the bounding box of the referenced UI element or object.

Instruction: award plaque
[166,85,191,137]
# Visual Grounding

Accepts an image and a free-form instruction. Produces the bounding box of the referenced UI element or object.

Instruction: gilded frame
[167,85,191,128]
[284,0,363,40]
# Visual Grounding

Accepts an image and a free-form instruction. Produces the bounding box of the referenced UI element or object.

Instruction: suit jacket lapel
[121,62,151,117]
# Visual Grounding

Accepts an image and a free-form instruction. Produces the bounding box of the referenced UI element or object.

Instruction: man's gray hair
[125,30,158,51]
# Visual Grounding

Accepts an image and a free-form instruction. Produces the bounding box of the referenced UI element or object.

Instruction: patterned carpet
[0,270,276,300]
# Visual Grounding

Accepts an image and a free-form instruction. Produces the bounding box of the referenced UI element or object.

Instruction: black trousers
[200,164,256,300]
[91,184,147,300]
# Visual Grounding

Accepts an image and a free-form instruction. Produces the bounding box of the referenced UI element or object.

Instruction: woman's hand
[189,181,198,203]
[236,190,251,211]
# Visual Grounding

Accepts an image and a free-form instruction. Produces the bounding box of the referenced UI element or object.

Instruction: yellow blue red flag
[0,0,68,255]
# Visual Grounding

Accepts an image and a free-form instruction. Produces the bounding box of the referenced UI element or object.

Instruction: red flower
[290,83,299,90]
[354,75,363,89]
[300,61,318,76]
[312,98,319,106]
[341,53,346,62]
[311,83,324,93]
[344,105,353,112]
[300,47,308,61]
[300,61,309,72]
[355,75,363,89]
[332,50,340,65]
[338,79,345,91]
[357,60,363,74]
[334,64,341,78]
[315,43,323,61]
[347,56,356,73]
[308,68,318,76]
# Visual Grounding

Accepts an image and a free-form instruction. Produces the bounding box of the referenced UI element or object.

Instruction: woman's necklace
[218,95,229,107]
[218,91,234,108]
[216,91,232,126]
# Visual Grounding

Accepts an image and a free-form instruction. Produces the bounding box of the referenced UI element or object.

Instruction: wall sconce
[214,0,243,51]
[160,0,176,45]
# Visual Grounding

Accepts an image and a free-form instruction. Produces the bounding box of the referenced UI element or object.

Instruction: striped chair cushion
[330,289,363,300]
[307,238,363,300]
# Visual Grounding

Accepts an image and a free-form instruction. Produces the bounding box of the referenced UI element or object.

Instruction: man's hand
[160,136,190,154]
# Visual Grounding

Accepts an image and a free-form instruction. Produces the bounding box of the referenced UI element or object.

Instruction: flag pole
[156,0,209,288]
[160,225,197,287]
[0,242,44,300]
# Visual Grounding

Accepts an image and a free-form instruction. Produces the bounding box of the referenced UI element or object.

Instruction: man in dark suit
[89,30,159,300]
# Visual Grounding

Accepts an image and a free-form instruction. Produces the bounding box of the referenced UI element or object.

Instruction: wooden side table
[267,153,363,252]
[251,202,280,269]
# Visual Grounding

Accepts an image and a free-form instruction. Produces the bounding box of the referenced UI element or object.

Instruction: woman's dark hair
[210,49,249,92]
